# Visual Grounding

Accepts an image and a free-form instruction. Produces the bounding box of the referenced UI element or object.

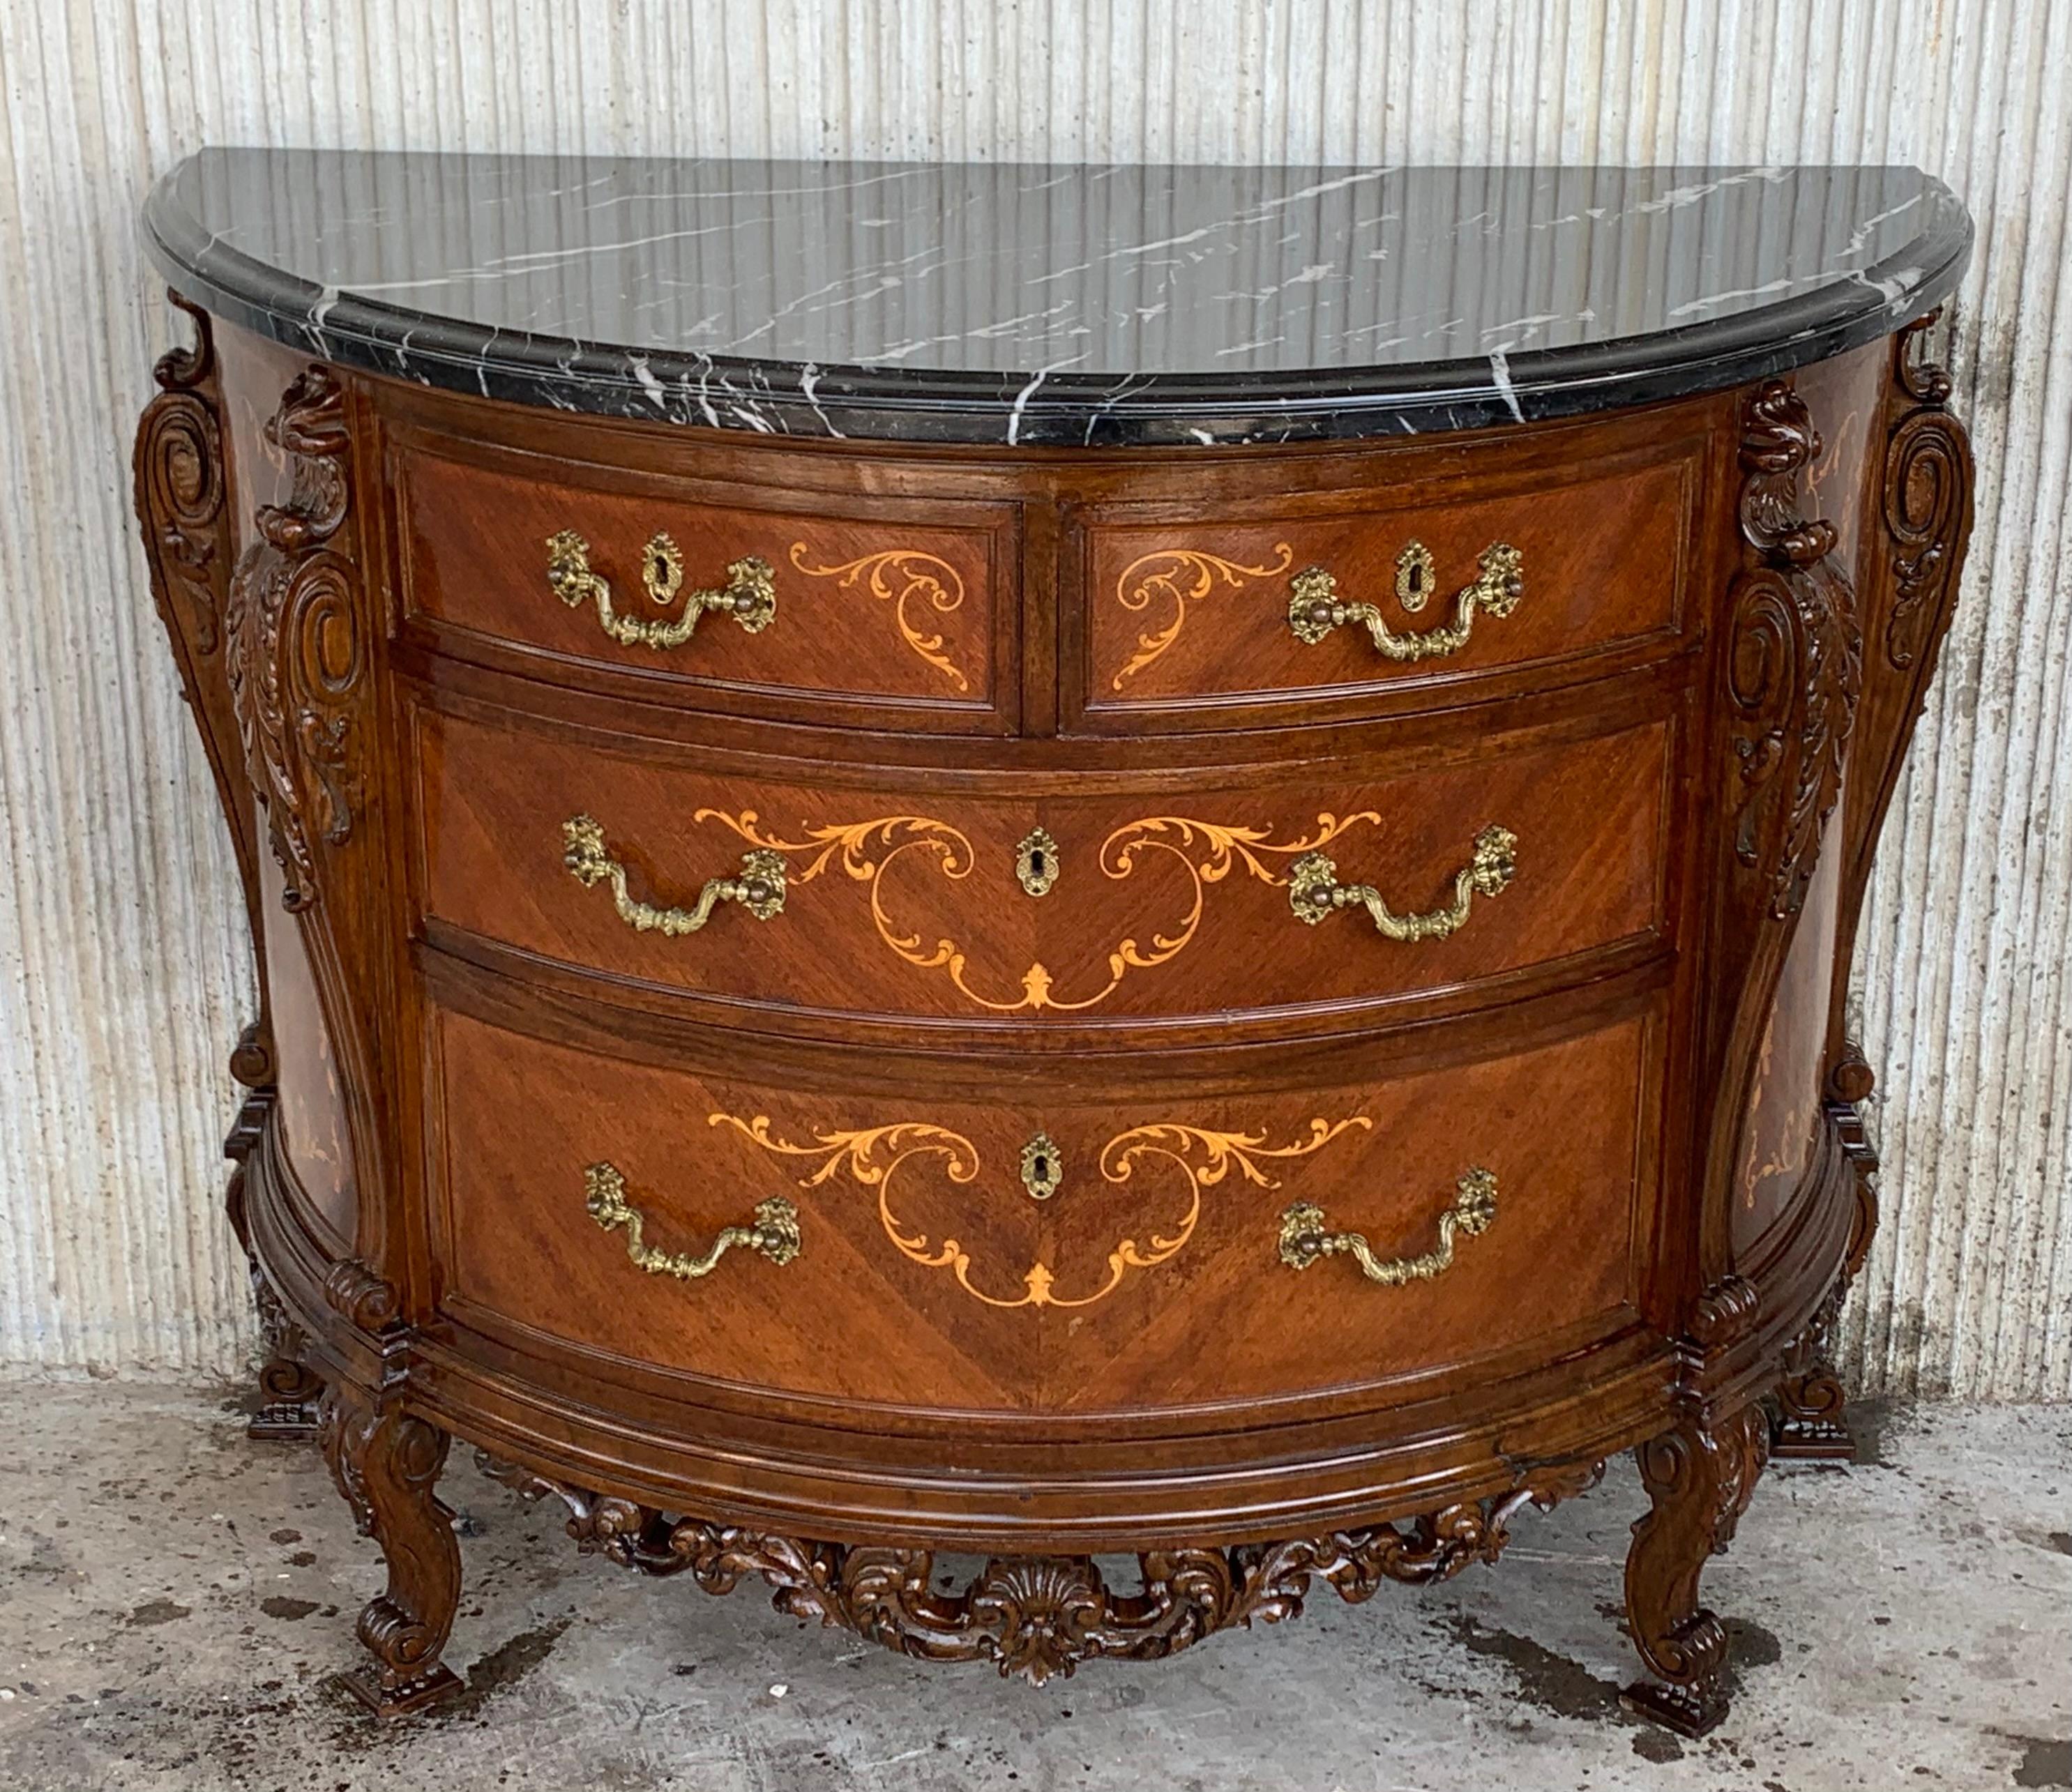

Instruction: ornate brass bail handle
[546,529,776,648]
[1287,540,1522,660]
[584,1163,800,1280]
[1288,824,1516,942]
[1278,1168,1497,1286]
[563,814,787,934]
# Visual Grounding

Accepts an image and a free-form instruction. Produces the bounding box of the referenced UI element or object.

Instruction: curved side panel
[258,843,356,1250]
[1732,809,1842,1254]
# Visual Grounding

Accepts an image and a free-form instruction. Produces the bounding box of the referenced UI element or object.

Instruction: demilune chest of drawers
[135,152,1975,1737]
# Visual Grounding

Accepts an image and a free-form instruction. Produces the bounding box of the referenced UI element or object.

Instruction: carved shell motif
[487,1460,1602,1684]
[1724,382,1863,921]
[224,365,365,911]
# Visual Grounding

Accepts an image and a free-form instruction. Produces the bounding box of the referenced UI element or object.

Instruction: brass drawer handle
[1287,540,1522,660]
[584,1163,800,1279]
[564,814,787,933]
[1288,823,1515,941]
[546,529,776,648]
[1278,1168,1497,1285]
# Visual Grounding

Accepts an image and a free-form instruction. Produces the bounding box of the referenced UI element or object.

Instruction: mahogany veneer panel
[1082,441,1693,722]
[430,1005,1646,1412]
[395,432,1019,732]
[411,699,1671,1034]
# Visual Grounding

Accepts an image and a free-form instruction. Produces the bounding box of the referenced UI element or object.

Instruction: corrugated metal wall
[0,0,2064,1397]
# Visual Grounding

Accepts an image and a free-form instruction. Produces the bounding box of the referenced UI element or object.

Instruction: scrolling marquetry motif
[1110,544,1296,688]
[225,366,366,912]
[487,1457,1603,1686]
[1723,382,1863,922]
[714,1113,1368,1310]
[786,543,973,690]
[688,807,1438,1012]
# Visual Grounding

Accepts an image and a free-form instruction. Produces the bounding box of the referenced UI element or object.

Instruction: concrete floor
[0,1383,2065,1792]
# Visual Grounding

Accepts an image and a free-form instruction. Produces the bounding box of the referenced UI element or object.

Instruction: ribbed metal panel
[0,0,2063,1395]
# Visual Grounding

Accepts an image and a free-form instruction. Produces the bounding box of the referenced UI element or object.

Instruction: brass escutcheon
[1015,826,1061,898]
[1020,1132,1065,1201]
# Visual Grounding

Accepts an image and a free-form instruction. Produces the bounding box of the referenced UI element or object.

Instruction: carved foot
[222,1087,324,1440]
[1771,1284,1857,1460]
[1620,1401,1768,1737]
[248,1273,325,1441]
[318,1387,464,1717]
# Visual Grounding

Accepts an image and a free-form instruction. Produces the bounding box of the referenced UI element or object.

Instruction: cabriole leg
[317,1385,464,1717]
[1621,1401,1769,1737]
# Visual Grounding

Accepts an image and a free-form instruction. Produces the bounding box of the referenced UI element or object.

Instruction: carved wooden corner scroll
[225,365,367,913]
[1723,381,1863,927]
[134,293,278,1089]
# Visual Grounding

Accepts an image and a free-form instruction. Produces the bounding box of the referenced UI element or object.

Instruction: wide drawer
[429,1007,1649,1413]
[1074,443,1695,727]
[393,433,1018,731]
[412,702,1673,1038]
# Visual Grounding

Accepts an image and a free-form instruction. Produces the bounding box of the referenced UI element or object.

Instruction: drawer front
[395,439,1016,729]
[415,705,1672,1035]
[1077,450,1692,725]
[431,1008,1649,1413]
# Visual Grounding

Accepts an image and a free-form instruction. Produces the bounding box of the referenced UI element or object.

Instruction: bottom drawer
[428,1009,1649,1414]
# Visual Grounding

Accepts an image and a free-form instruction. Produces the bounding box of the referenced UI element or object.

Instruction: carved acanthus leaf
[481,1463,1602,1685]
[225,365,365,911]
[1724,381,1863,920]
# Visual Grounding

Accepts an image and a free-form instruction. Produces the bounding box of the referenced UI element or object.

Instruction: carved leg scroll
[1771,1075,1882,1460]
[1621,1400,1769,1737]
[318,1386,464,1716]
[222,1077,324,1440]
[1771,1281,1855,1459]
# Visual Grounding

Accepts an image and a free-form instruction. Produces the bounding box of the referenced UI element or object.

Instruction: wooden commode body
[134,153,1976,1735]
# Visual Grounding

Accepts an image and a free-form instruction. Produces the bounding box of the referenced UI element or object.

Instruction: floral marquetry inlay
[715,1113,1368,1309]
[688,807,1391,1012]
[787,543,972,690]
[1110,544,1296,688]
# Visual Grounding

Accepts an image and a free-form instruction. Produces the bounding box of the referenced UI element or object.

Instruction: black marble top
[144,150,1969,448]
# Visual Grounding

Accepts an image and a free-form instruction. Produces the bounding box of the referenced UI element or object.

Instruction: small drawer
[430,1008,1650,1412]
[393,435,1018,731]
[413,703,1672,1039]
[1075,447,1694,727]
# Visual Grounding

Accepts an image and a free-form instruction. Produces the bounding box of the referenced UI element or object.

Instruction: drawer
[414,704,1672,1038]
[1074,446,1693,727]
[430,1008,1650,1413]
[393,434,1018,731]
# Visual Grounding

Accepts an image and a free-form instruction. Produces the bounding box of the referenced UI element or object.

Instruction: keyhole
[1028,849,1047,880]
[1031,1151,1050,1180]
[1405,561,1425,596]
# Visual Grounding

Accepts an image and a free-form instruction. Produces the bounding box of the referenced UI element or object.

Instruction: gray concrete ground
[0,1381,2065,1792]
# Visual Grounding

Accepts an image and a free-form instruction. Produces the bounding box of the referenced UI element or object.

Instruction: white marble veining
[144,153,1969,444]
